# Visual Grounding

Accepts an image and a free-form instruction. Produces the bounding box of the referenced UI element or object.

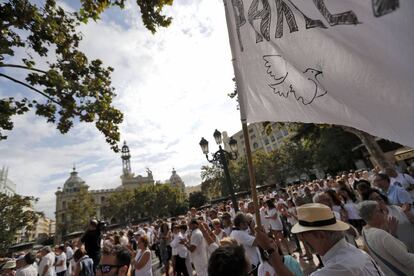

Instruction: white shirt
[259,206,270,232]
[170,232,188,258]
[223,226,232,236]
[391,173,414,189]
[311,238,384,276]
[66,246,73,261]
[387,205,414,252]
[16,264,38,276]
[258,261,275,276]
[55,252,67,273]
[120,235,129,246]
[230,229,260,266]
[190,228,208,276]
[134,249,152,276]
[267,208,283,231]
[287,207,298,225]
[343,200,362,220]
[363,227,414,276]
[38,252,55,276]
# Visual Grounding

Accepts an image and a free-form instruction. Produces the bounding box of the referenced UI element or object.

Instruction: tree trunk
[341,126,391,170]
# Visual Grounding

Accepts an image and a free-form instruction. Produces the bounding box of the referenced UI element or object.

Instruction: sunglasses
[97,264,123,273]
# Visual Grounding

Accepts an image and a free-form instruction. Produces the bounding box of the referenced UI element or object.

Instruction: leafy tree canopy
[188,191,207,209]
[0,0,173,151]
[103,184,187,223]
[0,193,41,253]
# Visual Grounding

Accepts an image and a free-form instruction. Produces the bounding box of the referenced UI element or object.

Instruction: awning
[394,147,414,161]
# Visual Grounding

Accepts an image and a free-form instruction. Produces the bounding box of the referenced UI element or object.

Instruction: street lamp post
[199,130,239,212]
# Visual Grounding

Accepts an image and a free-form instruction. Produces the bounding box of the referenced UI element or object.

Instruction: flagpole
[223,0,261,226]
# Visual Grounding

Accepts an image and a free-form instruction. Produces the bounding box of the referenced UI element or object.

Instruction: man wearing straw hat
[291,203,385,276]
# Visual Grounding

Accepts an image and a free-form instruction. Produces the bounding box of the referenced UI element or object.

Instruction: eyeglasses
[97,264,123,273]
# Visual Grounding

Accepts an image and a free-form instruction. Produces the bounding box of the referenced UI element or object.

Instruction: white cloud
[1,0,243,219]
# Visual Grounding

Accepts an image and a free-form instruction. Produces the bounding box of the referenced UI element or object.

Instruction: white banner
[224,0,414,148]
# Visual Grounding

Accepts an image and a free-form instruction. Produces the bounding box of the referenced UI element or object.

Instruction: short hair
[312,192,327,204]
[363,188,389,204]
[102,245,131,267]
[375,173,390,182]
[189,218,198,225]
[221,212,231,219]
[179,224,187,231]
[233,213,247,229]
[219,237,238,247]
[355,179,371,189]
[211,218,221,225]
[24,251,36,265]
[357,200,379,222]
[208,244,249,276]
[41,246,52,253]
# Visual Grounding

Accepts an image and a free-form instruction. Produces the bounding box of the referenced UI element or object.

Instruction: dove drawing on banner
[263,55,327,105]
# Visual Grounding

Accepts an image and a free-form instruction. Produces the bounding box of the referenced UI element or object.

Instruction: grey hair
[312,192,329,203]
[357,200,379,222]
[326,231,345,243]
[311,230,344,243]
[312,192,325,203]
[41,246,52,253]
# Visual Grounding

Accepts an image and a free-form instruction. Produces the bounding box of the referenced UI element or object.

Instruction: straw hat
[291,203,349,233]
[1,260,16,270]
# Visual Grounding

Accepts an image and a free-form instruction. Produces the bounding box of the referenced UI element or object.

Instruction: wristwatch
[263,248,276,259]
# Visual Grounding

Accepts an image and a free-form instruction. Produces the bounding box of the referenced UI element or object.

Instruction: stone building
[55,142,154,241]
[169,168,185,192]
[222,122,289,158]
[0,166,16,196]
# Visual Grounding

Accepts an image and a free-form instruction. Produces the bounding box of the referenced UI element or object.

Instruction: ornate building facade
[55,142,154,241]
[169,168,185,192]
[0,166,16,196]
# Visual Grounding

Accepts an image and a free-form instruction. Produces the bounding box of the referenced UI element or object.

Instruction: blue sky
[0,0,242,218]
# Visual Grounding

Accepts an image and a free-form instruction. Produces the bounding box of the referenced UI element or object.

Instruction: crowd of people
[1,166,414,276]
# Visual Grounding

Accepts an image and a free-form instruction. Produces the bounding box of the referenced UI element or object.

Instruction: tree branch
[0,73,61,105]
[0,64,48,74]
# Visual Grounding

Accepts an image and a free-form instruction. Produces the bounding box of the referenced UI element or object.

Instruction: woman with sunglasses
[132,235,152,276]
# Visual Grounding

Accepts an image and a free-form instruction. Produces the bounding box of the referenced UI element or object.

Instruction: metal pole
[222,0,260,225]
[219,145,239,213]
[241,122,261,225]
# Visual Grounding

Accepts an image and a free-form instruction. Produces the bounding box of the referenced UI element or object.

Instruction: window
[249,128,254,133]
[264,138,269,145]
[62,201,66,209]
[239,135,244,139]
[250,134,256,139]
[270,135,275,142]
[61,214,65,222]
[253,142,259,149]
[101,196,105,203]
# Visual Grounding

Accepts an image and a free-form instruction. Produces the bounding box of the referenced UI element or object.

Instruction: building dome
[63,166,86,189]
[169,168,184,191]
[169,168,182,183]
